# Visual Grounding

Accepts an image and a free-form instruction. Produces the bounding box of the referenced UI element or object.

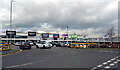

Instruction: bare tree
[108,26,116,37]
[107,26,116,43]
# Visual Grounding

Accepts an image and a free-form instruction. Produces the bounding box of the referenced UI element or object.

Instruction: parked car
[59,42,64,47]
[15,42,22,46]
[29,42,34,46]
[20,42,31,49]
[36,41,52,49]
[12,42,16,45]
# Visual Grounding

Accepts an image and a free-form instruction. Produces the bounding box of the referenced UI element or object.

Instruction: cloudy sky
[0,0,119,35]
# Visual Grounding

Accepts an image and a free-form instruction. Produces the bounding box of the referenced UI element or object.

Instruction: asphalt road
[2,46,120,70]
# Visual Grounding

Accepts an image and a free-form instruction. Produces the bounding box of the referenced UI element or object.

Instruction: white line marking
[91,67,97,70]
[116,52,119,53]
[107,60,111,63]
[105,51,108,52]
[6,65,19,68]
[111,58,115,61]
[97,65,103,67]
[114,61,118,64]
[109,63,115,66]
[103,62,108,65]
[104,66,110,69]
[5,62,33,68]
[91,55,120,70]
[117,60,120,62]
[92,67,97,69]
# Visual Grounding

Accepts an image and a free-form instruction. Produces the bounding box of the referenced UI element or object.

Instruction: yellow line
[0,50,22,57]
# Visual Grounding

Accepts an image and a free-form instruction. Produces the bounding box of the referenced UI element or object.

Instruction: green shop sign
[71,34,78,38]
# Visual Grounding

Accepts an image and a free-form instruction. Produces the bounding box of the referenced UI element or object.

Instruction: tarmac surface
[2,46,120,70]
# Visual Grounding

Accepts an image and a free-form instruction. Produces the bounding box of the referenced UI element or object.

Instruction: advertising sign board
[28,32,36,36]
[62,34,68,38]
[42,33,49,38]
[53,34,59,38]
[6,31,16,36]
[71,34,78,38]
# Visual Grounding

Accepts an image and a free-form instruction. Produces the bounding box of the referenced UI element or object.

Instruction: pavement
[1,46,120,70]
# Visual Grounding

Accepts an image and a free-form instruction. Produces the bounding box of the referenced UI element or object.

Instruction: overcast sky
[0,0,119,35]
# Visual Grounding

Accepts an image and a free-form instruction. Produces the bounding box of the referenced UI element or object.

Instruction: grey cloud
[1,0,118,35]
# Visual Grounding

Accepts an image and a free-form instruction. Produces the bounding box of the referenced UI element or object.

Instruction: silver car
[36,41,52,49]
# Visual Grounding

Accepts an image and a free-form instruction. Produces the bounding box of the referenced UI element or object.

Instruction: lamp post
[67,26,68,43]
[10,0,15,44]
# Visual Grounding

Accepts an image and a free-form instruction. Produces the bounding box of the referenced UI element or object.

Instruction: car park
[20,42,31,49]
[36,41,52,49]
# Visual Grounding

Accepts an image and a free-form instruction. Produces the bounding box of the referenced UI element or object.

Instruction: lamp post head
[11,0,16,2]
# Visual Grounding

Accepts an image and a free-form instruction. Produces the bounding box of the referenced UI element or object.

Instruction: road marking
[97,65,102,67]
[104,66,110,69]
[117,60,120,62]
[6,65,19,68]
[103,62,108,65]
[116,56,118,58]
[0,50,22,56]
[114,61,118,64]
[109,63,115,66]
[91,67,97,70]
[105,51,108,52]
[107,60,111,63]
[91,55,120,70]
[5,62,33,68]
[20,63,32,66]
[111,58,115,61]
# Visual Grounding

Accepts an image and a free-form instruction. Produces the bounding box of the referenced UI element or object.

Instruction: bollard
[94,45,95,48]
[117,44,119,48]
[90,45,92,48]
[78,44,80,48]
[66,44,68,48]
[97,44,99,48]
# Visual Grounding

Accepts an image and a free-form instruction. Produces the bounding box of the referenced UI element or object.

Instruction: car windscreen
[24,42,30,45]
[42,42,45,44]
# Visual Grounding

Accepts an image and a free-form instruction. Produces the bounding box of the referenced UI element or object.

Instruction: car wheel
[29,47,31,49]
[20,46,22,49]
[36,45,39,48]
[48,47,51,49]
[54,45,56,47]
[43,45,45,48]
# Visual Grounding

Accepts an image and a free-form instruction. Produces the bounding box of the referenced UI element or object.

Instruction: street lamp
[10,0,15,31]
[10,0,15,44]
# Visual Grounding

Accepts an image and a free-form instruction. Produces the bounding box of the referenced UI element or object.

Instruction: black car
[51,42,62,47]
[20,42,31,49]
